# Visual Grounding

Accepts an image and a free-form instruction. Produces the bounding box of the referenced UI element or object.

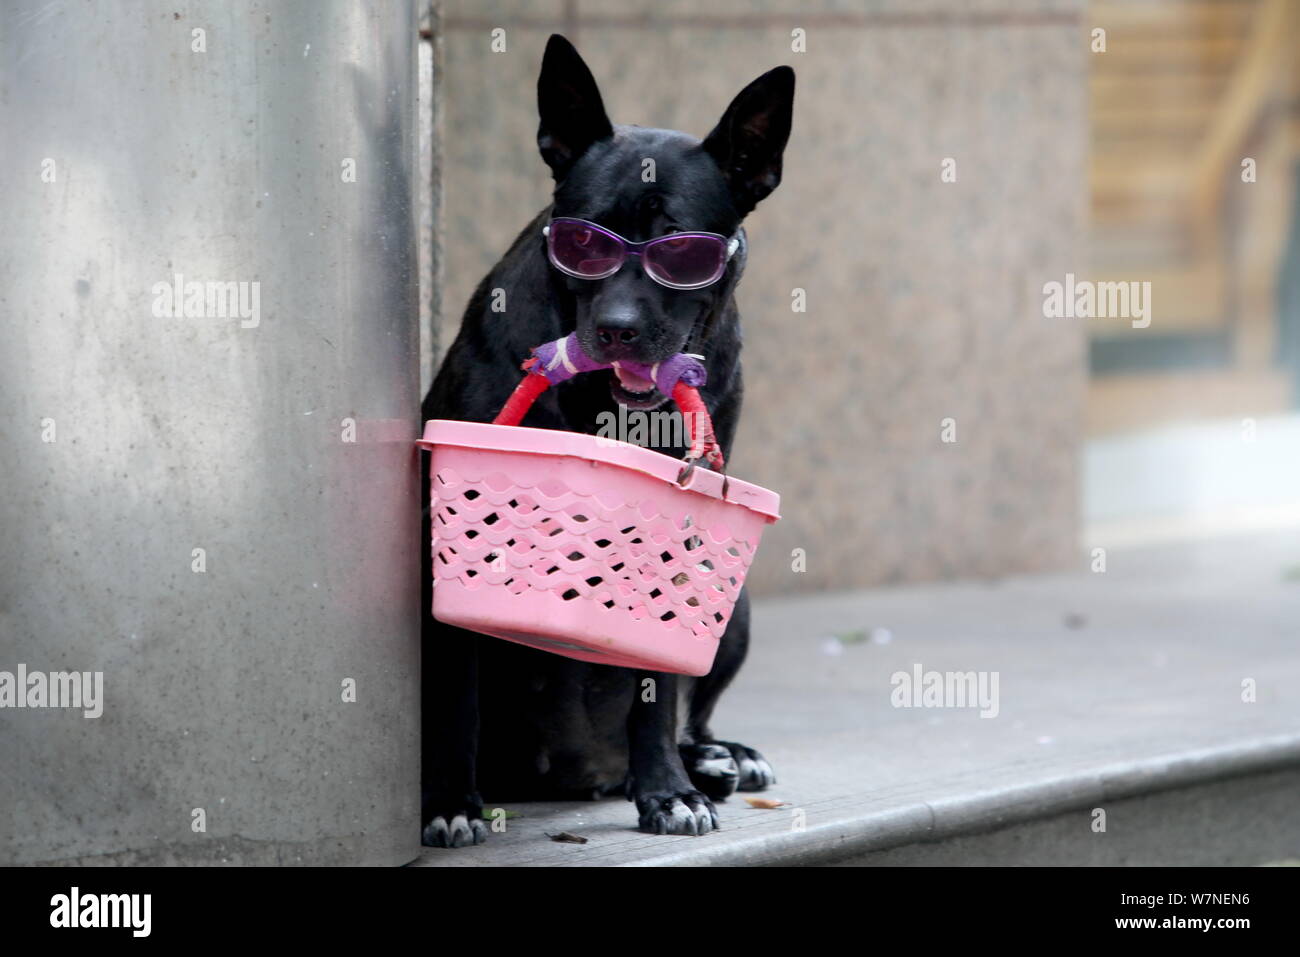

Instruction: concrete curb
[619,733,1300,866]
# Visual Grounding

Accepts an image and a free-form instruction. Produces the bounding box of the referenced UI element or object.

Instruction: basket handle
[491,368,727,482]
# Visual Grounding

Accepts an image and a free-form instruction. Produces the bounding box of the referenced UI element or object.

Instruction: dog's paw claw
[636,790,718,836]
[423,813,488,848]
[737,754,776,791]
[712,741,775,791]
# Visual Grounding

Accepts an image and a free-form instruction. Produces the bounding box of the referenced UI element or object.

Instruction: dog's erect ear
[702,66,795,217]
[537,35,613,181]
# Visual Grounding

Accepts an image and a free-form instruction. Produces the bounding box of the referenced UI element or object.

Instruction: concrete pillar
[0,0,421,865]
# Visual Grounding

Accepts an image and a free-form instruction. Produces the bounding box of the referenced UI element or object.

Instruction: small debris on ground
[744,797,791,809]
[821,627,891,655]
[546,831,589,844]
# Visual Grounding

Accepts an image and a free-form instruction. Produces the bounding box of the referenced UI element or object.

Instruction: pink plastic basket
[418,420,780,676]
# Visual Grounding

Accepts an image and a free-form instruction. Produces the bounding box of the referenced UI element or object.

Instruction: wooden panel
[1089,228,1198,270]
[1093,33,1247,74]
[1094,103,1214,132]
[1192,0,1296,219]
[1082,261,1226,332]
[1091,73,1226,109]
[1091,0,1258,34]
[1091,154,1191,203]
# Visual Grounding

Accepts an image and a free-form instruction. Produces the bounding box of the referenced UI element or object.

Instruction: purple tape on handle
[530,333,707,393]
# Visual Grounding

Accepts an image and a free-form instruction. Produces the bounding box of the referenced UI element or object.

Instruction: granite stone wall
[433,0,1087,595]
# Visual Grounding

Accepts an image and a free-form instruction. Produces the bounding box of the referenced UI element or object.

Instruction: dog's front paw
[634,789,719,836]
[681,742,740,800]
[714,740,776,791]
[422,811,488,848]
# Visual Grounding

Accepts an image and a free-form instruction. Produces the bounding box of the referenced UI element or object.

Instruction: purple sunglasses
[543,217,740,290]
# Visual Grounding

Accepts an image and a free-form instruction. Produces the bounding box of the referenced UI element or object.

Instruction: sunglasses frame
[543,217,740,290]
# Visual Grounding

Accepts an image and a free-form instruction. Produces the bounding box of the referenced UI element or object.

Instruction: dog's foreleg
[679,589,776,797]
[420,619,486,847]
[420,494,487,848]
[625,670,719,835]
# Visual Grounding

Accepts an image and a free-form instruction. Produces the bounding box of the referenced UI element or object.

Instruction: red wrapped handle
[671,382,725,471]
[492,370,551,427]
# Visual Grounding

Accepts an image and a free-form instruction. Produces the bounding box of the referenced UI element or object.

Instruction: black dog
[421,35,794,846]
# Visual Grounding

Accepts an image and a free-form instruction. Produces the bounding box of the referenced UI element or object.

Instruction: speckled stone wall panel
[437,1,1087,594]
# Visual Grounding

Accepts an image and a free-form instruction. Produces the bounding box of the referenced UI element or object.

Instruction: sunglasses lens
[548,220,624,278]
[643,235,727,288]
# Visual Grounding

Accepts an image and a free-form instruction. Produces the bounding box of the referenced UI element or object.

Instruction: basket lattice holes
[431,467,753,639]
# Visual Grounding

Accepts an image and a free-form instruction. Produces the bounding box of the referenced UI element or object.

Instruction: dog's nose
[594,308,645,356]
[596,326,639,346]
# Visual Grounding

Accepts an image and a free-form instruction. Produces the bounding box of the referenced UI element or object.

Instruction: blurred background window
[1085,0,1300,543]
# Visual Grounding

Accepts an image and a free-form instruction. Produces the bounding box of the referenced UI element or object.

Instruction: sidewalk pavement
[413,528,1300,866]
